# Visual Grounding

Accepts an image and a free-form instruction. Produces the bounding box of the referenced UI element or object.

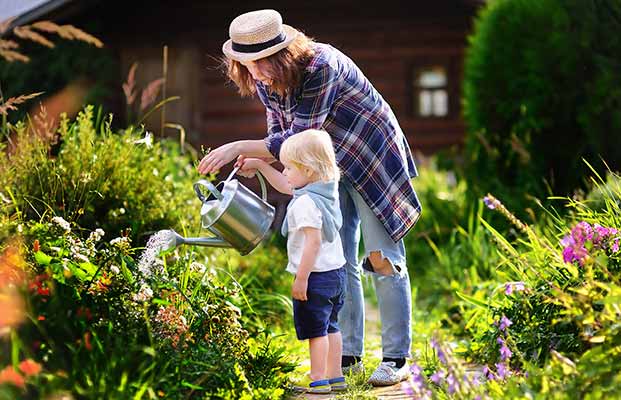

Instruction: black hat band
[232,32,286,53]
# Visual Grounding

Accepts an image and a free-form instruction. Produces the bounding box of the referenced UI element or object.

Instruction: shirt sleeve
[263,64,340,159]
[289,195,322,230]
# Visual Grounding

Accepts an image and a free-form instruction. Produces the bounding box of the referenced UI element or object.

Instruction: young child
[236,129,347,394]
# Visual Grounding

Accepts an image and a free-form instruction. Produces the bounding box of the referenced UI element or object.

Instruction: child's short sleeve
[288,195,322,231]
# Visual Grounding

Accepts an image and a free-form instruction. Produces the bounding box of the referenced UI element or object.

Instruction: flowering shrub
[0,105,200,243]
[453,180,621,397]
[0,217,294,399]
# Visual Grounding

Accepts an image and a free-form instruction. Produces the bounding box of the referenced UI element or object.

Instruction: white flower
[17,224,23,233]
[110,265,120,274]
[190,262,206,274]
[73,253,89,263]
[52,216,71,232]
[134,131,153,148]
[110,236,131,250]
[0,192,11,204]
[88,228,105,243]
[152,168,159,176]
[133,284,153,302]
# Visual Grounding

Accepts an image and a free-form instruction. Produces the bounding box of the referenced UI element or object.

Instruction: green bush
[463,0,621,212]
[0,105,200,243]
[0,219,293,399]
[406,158,501,309]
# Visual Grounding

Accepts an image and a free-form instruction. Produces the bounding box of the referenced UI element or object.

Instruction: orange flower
[84,331,92,351]
[33,240,40,252]
[18,359,42,377]
[0,242,26,288]
[0,291,25,329]
[0,366,25,388]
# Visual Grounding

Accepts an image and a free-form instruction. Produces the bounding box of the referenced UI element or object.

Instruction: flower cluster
[561,221,620,265]
[0,359,42,388]
[51,216,71,232]
[428,335,487,398]
[153,304,189,348]
[486,315,514,381]
[405,363,433,399]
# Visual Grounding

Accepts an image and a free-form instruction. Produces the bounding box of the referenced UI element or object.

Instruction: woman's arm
[197,139,273,175]
[291,227,321,301]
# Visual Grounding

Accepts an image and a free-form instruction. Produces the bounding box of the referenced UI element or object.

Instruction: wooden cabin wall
[71,0,476,204]
[82,0,475,151]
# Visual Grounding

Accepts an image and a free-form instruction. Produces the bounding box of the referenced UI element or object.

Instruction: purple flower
[483,195,501,210]
[562,246,575,263]
[410,363,423,376]
[499,315,513,331]
[500,344,512,361]
[505,281,526,295]
[430,370,445,385]
[496,363,510,380]
[572,222,593,244]
[446,373,459,394]
[560,234,575,248]
[613,238,620,253]
[482,365,495,380]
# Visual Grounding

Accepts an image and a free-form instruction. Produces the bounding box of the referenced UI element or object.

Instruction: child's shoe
[289,375,331,394]
[328,376,348,391]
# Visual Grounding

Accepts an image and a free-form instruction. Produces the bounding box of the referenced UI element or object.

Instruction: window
[413,66,449,118]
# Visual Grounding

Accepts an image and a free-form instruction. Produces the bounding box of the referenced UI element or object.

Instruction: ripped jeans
[337,178,412,359]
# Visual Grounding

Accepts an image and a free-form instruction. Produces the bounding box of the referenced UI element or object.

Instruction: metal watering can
[165,166,275,255]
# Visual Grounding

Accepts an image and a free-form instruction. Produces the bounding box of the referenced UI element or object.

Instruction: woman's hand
[291,276,308,301]
[197,142,239,175]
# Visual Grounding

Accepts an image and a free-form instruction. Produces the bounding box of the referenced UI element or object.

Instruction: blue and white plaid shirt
[258,43,421,241]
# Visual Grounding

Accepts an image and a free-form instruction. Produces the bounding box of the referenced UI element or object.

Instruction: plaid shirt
[258,43,421,241]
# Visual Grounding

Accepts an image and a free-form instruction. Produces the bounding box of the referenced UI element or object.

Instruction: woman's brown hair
[221,33,316,98]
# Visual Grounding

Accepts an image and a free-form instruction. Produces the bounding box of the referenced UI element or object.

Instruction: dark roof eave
[6,0,73,31]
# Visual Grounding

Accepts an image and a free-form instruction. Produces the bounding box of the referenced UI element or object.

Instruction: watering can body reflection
[169,167,276,255]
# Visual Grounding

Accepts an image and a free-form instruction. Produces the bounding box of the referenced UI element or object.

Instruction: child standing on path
[237,129,347,394]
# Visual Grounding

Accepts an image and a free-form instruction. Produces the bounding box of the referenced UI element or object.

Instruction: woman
[198,9,422,386]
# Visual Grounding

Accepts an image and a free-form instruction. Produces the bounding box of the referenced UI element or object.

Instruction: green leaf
[34,250,52,265]
[456,291,500,309]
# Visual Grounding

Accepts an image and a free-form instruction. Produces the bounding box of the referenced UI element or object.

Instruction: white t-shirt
[285,194,346,275]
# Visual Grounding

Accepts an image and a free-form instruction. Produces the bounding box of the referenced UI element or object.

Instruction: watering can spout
[165,229,231,249]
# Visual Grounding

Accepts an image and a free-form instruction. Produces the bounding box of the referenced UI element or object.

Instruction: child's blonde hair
[280,129,340,182]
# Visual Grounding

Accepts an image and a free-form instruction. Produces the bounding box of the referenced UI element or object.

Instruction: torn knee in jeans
[363,251,402,275]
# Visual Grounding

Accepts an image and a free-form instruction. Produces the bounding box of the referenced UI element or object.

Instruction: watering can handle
[226,165,267,201]
[194,180,223,202]
[256,172,268,202]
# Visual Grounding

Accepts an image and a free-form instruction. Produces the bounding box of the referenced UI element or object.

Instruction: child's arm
[291,226,322,301]
[237,156,292,195]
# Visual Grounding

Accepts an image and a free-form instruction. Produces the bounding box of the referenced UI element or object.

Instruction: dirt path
[291,302,416,400]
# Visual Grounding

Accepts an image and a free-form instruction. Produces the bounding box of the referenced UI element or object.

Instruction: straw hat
[222,9,299,62]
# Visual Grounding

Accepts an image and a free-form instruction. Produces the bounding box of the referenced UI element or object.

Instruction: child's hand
[235,155,258,178]
[292,276,308,301]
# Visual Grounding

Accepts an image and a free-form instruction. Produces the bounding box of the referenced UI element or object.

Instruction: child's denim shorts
[292,267,345,340]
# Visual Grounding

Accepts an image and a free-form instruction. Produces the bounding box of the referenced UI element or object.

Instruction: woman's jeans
[337,178,412,359]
